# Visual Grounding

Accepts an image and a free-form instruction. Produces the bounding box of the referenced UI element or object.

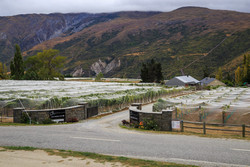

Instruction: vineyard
[155,87,250,125]
[0,80,185,114]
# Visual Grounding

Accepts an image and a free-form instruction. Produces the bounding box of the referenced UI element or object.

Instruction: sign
[130,110,139,122]
[171,121,181,129]
[49,110,65,120]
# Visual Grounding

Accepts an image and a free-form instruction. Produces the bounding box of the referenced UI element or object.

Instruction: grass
[0,122,76,126]
[120,124,250,140]
[1,146,196,167]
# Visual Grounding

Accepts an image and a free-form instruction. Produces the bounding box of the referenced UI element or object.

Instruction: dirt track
[0,148,123,167]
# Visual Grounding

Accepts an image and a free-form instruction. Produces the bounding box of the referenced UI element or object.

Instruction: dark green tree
[203,65,210,78]
[140,59,163,83]
[155,62,164,83]
[141,63,149,82]
[10,44,24,80]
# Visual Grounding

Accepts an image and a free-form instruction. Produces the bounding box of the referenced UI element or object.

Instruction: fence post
[199,112,202,122]
[175,108,177,119]
[180,120,184,132]
[203,122,206,134]
[242,124,245,137]
[222,111,225,125]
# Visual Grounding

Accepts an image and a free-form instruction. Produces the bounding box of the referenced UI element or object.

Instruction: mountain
[0,7,250,79]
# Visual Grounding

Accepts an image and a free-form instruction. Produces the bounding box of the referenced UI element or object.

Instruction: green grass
[3,146,37,151]
[0,122,75,126]
[0,123,29,126]
[1,146,196,167]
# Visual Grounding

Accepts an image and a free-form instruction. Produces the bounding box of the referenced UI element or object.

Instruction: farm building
[165,75,200,87]
[200,77,226,86]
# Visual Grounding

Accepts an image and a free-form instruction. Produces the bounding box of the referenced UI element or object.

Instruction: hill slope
[1,7,250,79]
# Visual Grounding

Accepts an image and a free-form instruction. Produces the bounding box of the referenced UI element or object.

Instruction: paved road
[0,105,250,167]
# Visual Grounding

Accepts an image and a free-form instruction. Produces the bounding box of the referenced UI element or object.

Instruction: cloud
[0,0,249,16]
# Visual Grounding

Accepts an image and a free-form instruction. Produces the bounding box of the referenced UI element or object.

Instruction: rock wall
[13,103,98,123]
[129,105,173,131]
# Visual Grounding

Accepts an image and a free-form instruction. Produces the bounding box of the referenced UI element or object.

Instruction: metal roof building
[200,77,226,86]
[165,75,200,86]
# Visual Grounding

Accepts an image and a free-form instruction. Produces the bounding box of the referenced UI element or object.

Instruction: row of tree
[235,52,250,85]
[213,52,250,86]
[9,44,66,80]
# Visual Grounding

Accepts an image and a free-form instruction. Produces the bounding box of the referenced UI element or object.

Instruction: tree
[0,62,3,78]
[140,63,149,82]
[25,49,66,80]
[215,67,223,81]
[235,52,250,84]
[155,62,164,83]
[203,65,210,78]
[95,72,104,81]
[235,66,243,85]
[10,44,24,80]
[242,53,250,83]
[140,59,163,83]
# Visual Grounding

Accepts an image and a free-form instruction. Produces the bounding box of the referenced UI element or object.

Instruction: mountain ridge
[0,7,250,79]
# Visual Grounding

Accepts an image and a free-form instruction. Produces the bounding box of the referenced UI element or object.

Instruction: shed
[200,77,226,86]
[165,75,200,87]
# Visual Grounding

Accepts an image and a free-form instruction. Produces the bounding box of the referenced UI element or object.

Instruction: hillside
[1,7,250,79]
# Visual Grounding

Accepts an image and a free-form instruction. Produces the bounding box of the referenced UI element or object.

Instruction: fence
[0,107,13,123]
[180,121,250,137]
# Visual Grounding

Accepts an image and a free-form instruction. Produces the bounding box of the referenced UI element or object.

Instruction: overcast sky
[0,0,249,16]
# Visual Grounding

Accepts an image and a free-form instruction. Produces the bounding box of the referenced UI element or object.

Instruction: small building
[200,77,226,86]
[165,75,200,87]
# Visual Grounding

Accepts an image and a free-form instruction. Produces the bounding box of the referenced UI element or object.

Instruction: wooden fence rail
[180,121,250,137]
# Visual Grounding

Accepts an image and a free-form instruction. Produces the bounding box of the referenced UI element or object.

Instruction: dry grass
[182,122,250,140]
[0,117,13,123]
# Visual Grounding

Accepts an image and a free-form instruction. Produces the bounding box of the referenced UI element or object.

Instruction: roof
[175,76,200,84]
[200,77,216,85]
[165,75,200,86]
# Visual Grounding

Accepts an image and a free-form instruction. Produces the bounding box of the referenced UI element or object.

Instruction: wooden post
[242,124,245,137]
[180,120,184,132]
[199,112,202,122]
[222,111,225,125]
[175,108,177,119]
[203,122,206,134]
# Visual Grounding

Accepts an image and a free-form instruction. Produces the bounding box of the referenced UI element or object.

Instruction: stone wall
[13,103,98,123]
[65,105,86,122]
[129,104,173,131]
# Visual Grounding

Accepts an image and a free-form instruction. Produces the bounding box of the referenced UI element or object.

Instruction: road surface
[0,104,249,167]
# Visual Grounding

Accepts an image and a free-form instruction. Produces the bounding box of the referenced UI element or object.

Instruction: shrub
[21,113,30,124]
[121,120,129,125]
[143,119,160,131]
[153,98,170,112]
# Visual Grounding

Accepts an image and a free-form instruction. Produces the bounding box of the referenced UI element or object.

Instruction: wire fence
[0,107,13,123]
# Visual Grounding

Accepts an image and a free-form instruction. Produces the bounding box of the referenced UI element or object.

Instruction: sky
[0,0,249,16]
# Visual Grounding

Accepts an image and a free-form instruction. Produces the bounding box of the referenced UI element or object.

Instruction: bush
[143,119,160,131]
[21,113,30,124]
[121,120,130,125]
[153,98,169,112]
